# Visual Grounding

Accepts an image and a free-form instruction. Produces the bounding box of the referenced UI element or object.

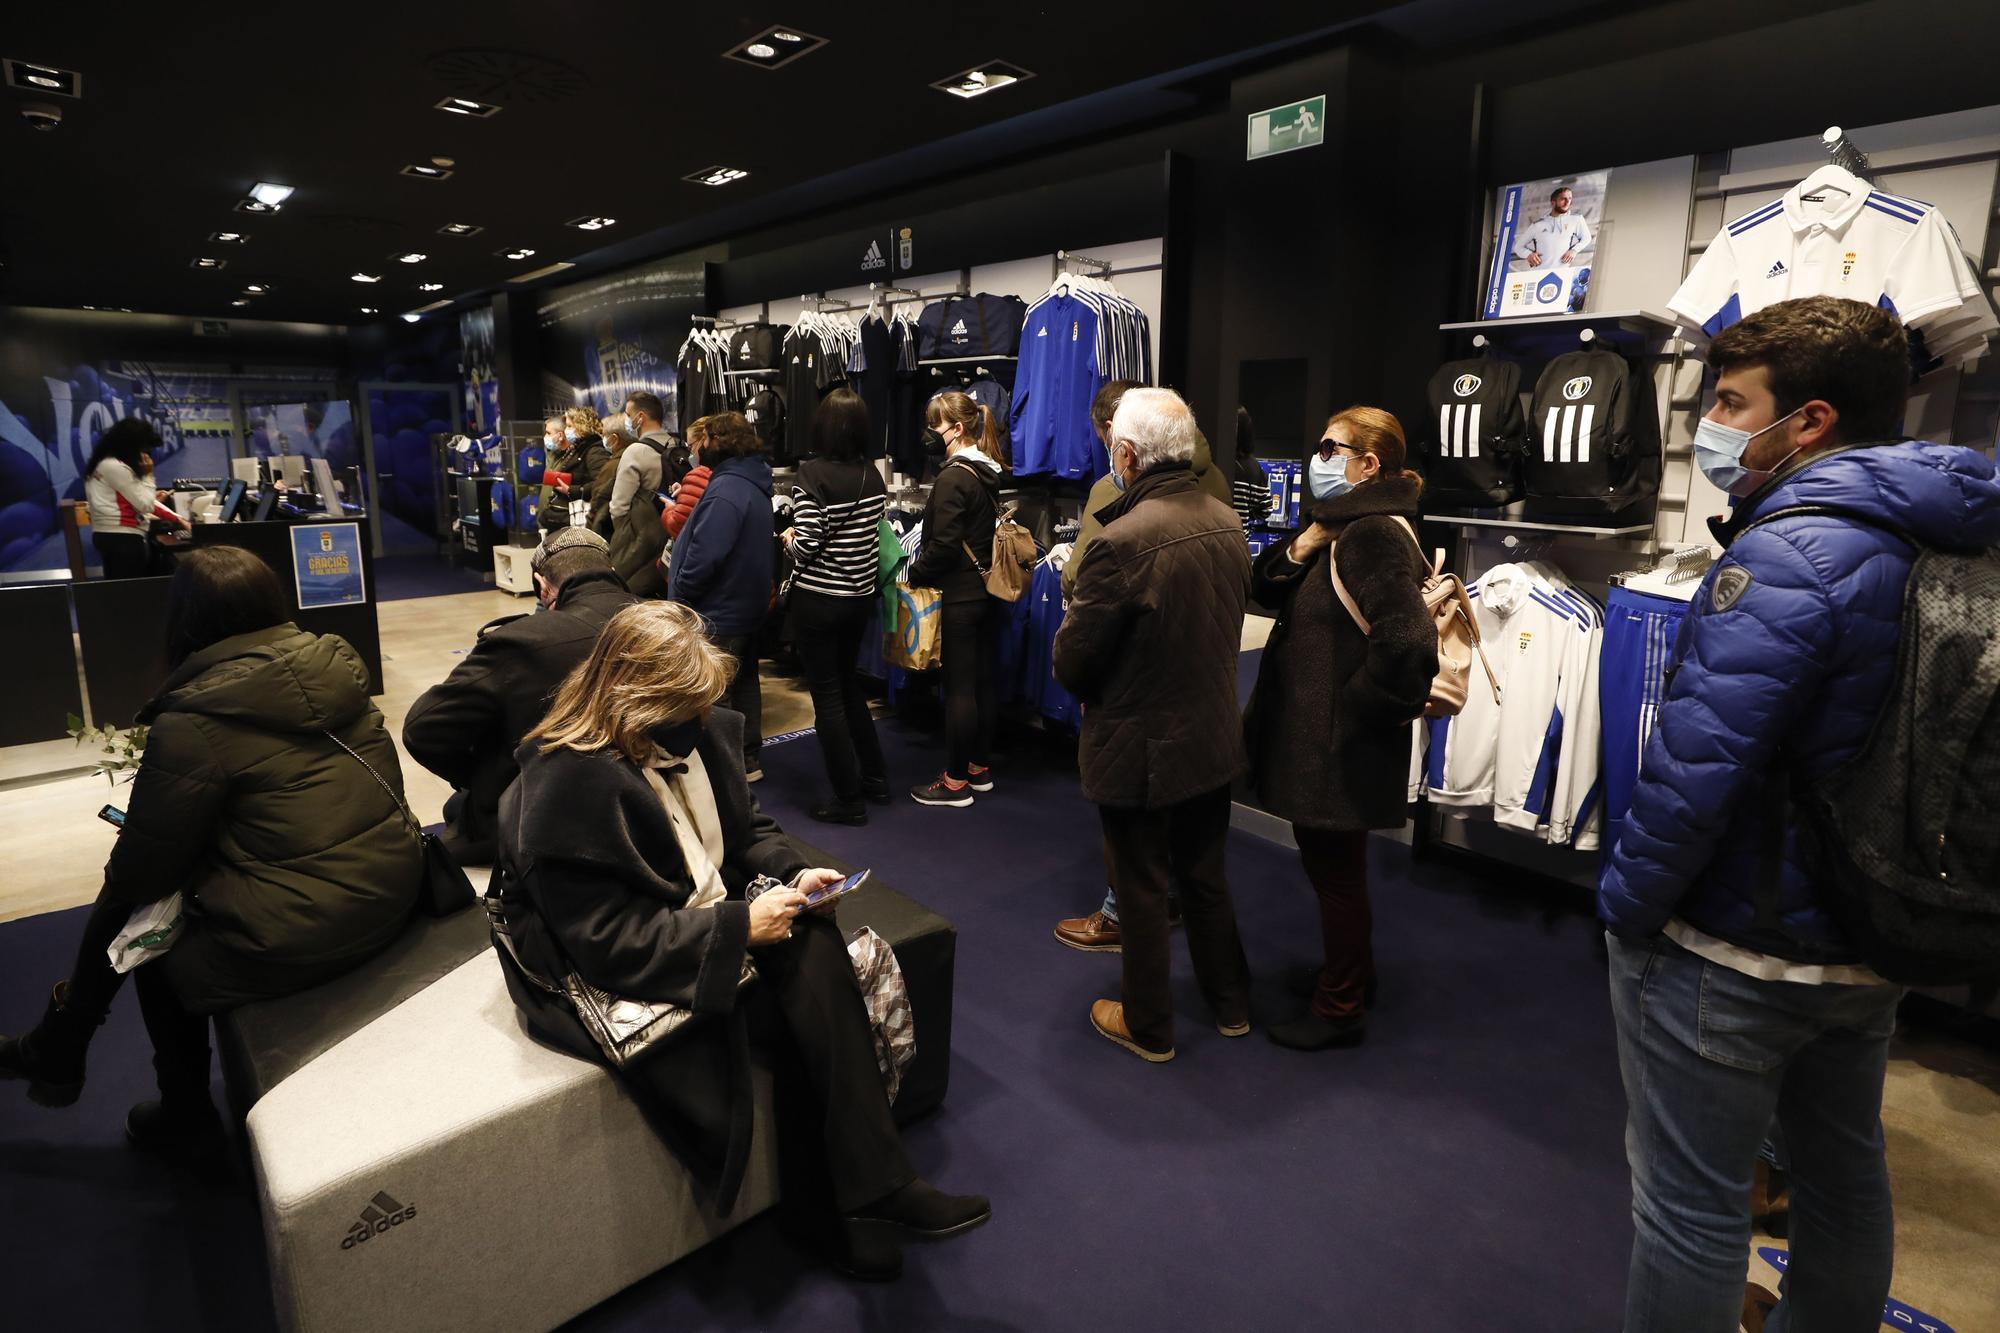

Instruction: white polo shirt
[1670,174,1993,359]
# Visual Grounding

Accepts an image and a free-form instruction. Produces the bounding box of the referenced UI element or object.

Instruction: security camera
[21,103,62,131]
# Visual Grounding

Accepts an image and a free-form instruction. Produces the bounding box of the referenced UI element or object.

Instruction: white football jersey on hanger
[1669,169,1991,354]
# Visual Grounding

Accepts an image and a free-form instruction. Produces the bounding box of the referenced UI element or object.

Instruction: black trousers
[94,531,155,580]
[1098,786,1250,1053]
[940,597,1000,781]
[64,890,212,1104]
[713,633,765,763]
[750,914,914,1220]
[790,591,887,804]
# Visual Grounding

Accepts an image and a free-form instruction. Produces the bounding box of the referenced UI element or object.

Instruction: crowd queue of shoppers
[6,296,1993,1327]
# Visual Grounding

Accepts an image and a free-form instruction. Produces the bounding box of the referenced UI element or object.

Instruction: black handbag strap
[321,729,420,836]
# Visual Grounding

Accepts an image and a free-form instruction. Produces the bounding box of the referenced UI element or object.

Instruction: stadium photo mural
[536,257,706,421]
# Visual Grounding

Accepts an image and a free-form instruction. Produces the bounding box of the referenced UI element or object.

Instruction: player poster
[1482,170,1610,319]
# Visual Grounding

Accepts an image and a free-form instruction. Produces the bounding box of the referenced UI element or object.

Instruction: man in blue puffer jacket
[1600,295,2000,1333]
[668,411,775,780]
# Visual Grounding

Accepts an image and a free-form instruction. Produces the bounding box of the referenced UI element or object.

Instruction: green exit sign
[1246,95,1326,161]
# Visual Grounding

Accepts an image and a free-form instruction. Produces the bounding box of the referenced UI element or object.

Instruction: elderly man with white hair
[1053,387,1254,1062]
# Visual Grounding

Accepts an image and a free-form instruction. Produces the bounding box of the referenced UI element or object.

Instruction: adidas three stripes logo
[1541,403,1596,463]
[1436,403,1484,458]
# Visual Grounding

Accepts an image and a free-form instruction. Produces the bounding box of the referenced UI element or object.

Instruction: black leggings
[790,591,886,803]
[64,891,212,1103]
[941,597,1000,781]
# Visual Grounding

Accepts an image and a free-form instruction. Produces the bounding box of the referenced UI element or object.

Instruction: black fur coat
[1245,476,1438,832]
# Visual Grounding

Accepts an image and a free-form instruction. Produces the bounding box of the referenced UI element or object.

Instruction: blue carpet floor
[0,705,1634,1330]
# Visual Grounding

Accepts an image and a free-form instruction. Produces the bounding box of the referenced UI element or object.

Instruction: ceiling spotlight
[3,59,82,98]
[683,165,750,187]
[434,96,500,118]
[359,307,379,315]
[231,299,250,307]
[438,222,483,236]
[418,281,444,292]
[496,246,536,261]
[395,252,428,264]
[191,257,227,270]
[933,59,1035,100]
[402,163,453,180]
[243,284,270,293]
[249,182,294,207]
[564,215,616,231]
[724,26,828,68]
[400,313,422,323]
[235,198,279,214]
[209,231,248,244]
[351,272,382,283]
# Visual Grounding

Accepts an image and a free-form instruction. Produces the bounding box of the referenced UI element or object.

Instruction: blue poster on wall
[291,522,366,608]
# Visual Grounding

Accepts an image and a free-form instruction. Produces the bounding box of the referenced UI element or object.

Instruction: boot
[126,1096,226,1157]
[0,982,105,1107]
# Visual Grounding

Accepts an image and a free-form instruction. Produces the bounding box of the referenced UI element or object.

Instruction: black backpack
[729,323,788,370]
[1745,504,2000,985]
[1524,349,1661,520]
[1421,356,1526,508]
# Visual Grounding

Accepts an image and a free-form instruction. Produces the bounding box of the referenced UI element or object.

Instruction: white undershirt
[642,746,727,910]
[1664,918,1891,988]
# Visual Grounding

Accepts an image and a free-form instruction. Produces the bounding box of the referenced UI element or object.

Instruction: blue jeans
[1098,887,1179,924]
[1606,932,1901,1333]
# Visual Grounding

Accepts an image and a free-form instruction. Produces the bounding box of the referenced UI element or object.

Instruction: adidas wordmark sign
[861,239,886,271]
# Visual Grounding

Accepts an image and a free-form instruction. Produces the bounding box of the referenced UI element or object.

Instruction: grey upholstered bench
[218,858,956,1333]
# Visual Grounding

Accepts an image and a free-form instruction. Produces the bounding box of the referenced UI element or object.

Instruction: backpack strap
[1734,503,1920,549]
[1329,515,1425,634]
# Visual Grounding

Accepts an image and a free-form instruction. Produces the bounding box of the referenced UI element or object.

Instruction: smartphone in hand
[98,803,127,829]
[803,869,870,909]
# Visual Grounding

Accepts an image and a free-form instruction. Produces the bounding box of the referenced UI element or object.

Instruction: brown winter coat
[1245,475,1438,831]
[1053,463,1251,809]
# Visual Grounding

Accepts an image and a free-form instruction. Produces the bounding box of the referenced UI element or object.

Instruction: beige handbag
[1329,515,1501,719]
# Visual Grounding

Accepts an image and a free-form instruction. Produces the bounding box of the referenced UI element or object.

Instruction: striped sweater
[1232,473,1273,528]
[788,459,888,598]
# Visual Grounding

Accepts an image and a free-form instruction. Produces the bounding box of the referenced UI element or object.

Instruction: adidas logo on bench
[340,1190,418,1251]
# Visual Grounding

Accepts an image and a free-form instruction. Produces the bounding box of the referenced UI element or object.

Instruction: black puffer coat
[110,626,424,1012]
[1245,475,1438,832]
[1054,463,1251,809]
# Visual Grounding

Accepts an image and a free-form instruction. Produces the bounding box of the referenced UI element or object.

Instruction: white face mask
[623,412,639,435]
[1693,407,1803,498]
[564,426,579,442]
[544,433,559,448]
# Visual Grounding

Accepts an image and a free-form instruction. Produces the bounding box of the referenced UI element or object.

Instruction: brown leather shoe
[1055,911,1122,953]
[1089,1000,1174,1062]
[1741,1281,1780,1333]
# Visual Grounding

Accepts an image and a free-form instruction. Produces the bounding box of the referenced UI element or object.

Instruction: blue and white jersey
[1669,170,1994,363]
[1411,562,1603,849]
[1599,584,1691,859]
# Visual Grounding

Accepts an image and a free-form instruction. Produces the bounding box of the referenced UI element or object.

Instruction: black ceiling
[0,4,1426,327]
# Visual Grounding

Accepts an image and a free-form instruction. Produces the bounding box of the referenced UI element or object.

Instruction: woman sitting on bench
[0,546,425,1151]
[490,601,990,1281]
